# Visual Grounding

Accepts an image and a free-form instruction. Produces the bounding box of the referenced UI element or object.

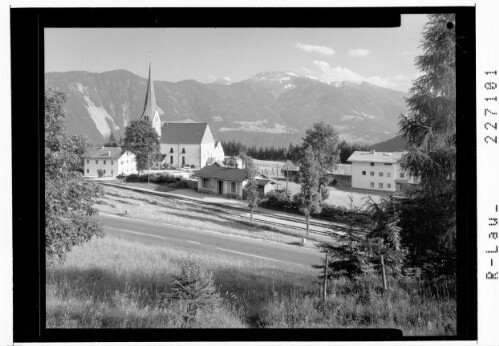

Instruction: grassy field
[95,185,332,247]
[47,234,456,334]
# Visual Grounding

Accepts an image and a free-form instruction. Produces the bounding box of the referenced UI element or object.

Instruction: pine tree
[104,131,118,147]
[397,14,456,276]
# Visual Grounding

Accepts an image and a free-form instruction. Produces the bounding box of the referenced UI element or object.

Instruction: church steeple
[141,58,161,137]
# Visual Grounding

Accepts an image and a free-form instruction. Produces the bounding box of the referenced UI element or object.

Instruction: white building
[81,147,137,177]
[160,123,224,169]
[140,61,224,168]
[347,150,418,192]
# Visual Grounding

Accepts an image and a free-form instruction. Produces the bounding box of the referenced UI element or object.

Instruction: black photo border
[11,6,476,343]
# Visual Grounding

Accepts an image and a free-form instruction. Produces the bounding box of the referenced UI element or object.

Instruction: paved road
[99,213,323,267]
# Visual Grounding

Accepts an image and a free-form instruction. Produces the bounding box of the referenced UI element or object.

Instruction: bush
[170,258,222,324]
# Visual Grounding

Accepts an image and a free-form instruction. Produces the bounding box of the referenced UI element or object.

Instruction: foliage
[397,14,456,277]
[243,156,260,222]
[296,147,322,235]
[338,140,371,164]
[299,121,341,201]
[104,132,118,147]
[122,119,160,173]
[45,88,103,264]
[170,258,222,324]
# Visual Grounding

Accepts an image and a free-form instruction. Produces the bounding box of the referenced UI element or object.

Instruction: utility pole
[276,162,279,191]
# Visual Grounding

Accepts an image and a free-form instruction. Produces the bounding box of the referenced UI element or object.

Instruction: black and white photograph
[7,4,481,344]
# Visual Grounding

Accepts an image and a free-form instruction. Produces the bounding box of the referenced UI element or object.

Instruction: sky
[45,14,428,92]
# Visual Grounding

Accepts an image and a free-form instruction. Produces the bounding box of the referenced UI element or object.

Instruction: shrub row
[258,190,370,225]
[119,173,181,184]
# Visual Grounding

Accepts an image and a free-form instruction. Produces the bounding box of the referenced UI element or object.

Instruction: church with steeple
[140,61,224,169]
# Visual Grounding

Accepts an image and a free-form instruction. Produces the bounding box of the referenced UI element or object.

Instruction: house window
[181,148,186,154]
[86,169,89,173]
[211,180,215,189]
[170,156,173,164]
[182,156,185,165]
[362,171,366,175]
[86,160,89,164]
[387,172,391,178]
[103,170,106,174]
[379,172,383,177]
[370,171,374,176]
[370,182,374,188]
[384,163,392,166]
[387,183,391,188]
[170,148,174,153]
[121,160,124,165]
[400,173,405,178]
[231,182,236,193]
[370,162,374,166]
[379,183,383,189]
[204,179,210,188]
[111,160,114,165]
[104,160,106,165]
[111,170,114,175]
[95,160,98,164]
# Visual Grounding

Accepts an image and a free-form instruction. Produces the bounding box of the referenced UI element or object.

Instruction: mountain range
[45,70,409,147]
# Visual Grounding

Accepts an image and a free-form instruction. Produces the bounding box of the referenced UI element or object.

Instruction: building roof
[255,178,272,187]
[81,147,125,159]
[140,61,158,121]
[281,160,300,171]
[347,150,405,164]
[195,164,248,182]
[328,163,352,176]
[161,123,211,144]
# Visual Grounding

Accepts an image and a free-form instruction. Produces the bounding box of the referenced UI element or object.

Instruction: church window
[111,160,113,165]
[95,160,98,164]
[170,156,173,164]
[170,148,174,153]
[86,169,89,173]
[86,160,89,164]
[104,160,106,165]
[182,156,185,165]
[181,148,186,154]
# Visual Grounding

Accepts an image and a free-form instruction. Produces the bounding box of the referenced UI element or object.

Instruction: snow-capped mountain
[44,69,408,147]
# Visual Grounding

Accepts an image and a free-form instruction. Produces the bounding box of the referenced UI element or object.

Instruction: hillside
[45,70,409,147]
[371,134,408,152]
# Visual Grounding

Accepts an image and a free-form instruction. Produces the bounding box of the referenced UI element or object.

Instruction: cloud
[311,60,403,90]
[348,48,371,57]
[294,42,335,56]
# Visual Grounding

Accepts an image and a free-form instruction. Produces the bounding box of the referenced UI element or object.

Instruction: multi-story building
[347,150,418,192]
[81,147,137,177]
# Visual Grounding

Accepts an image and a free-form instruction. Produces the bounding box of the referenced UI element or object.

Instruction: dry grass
[96,185,332,247]
[47,235,455,334]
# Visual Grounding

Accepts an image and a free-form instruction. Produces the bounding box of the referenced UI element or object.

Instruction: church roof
[161,123,211,144]
[140,61,157,121]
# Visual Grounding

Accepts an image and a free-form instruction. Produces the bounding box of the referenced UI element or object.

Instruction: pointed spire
[140,57,157,121]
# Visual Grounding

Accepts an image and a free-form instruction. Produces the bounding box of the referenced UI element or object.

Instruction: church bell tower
[140,59,162,137]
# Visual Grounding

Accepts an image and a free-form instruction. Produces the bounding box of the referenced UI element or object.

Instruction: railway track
[100,182,352,238]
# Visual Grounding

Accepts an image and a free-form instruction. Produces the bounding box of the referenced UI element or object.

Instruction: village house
[81,147,137,177]
[224,155,244,169]
[347,150,418,192]
[195,162,274,198]
[140,61,224,169]
[327,163,352,187]
[280,160,300,182]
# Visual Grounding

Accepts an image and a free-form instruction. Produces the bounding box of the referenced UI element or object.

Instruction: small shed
[281,160,300,182]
